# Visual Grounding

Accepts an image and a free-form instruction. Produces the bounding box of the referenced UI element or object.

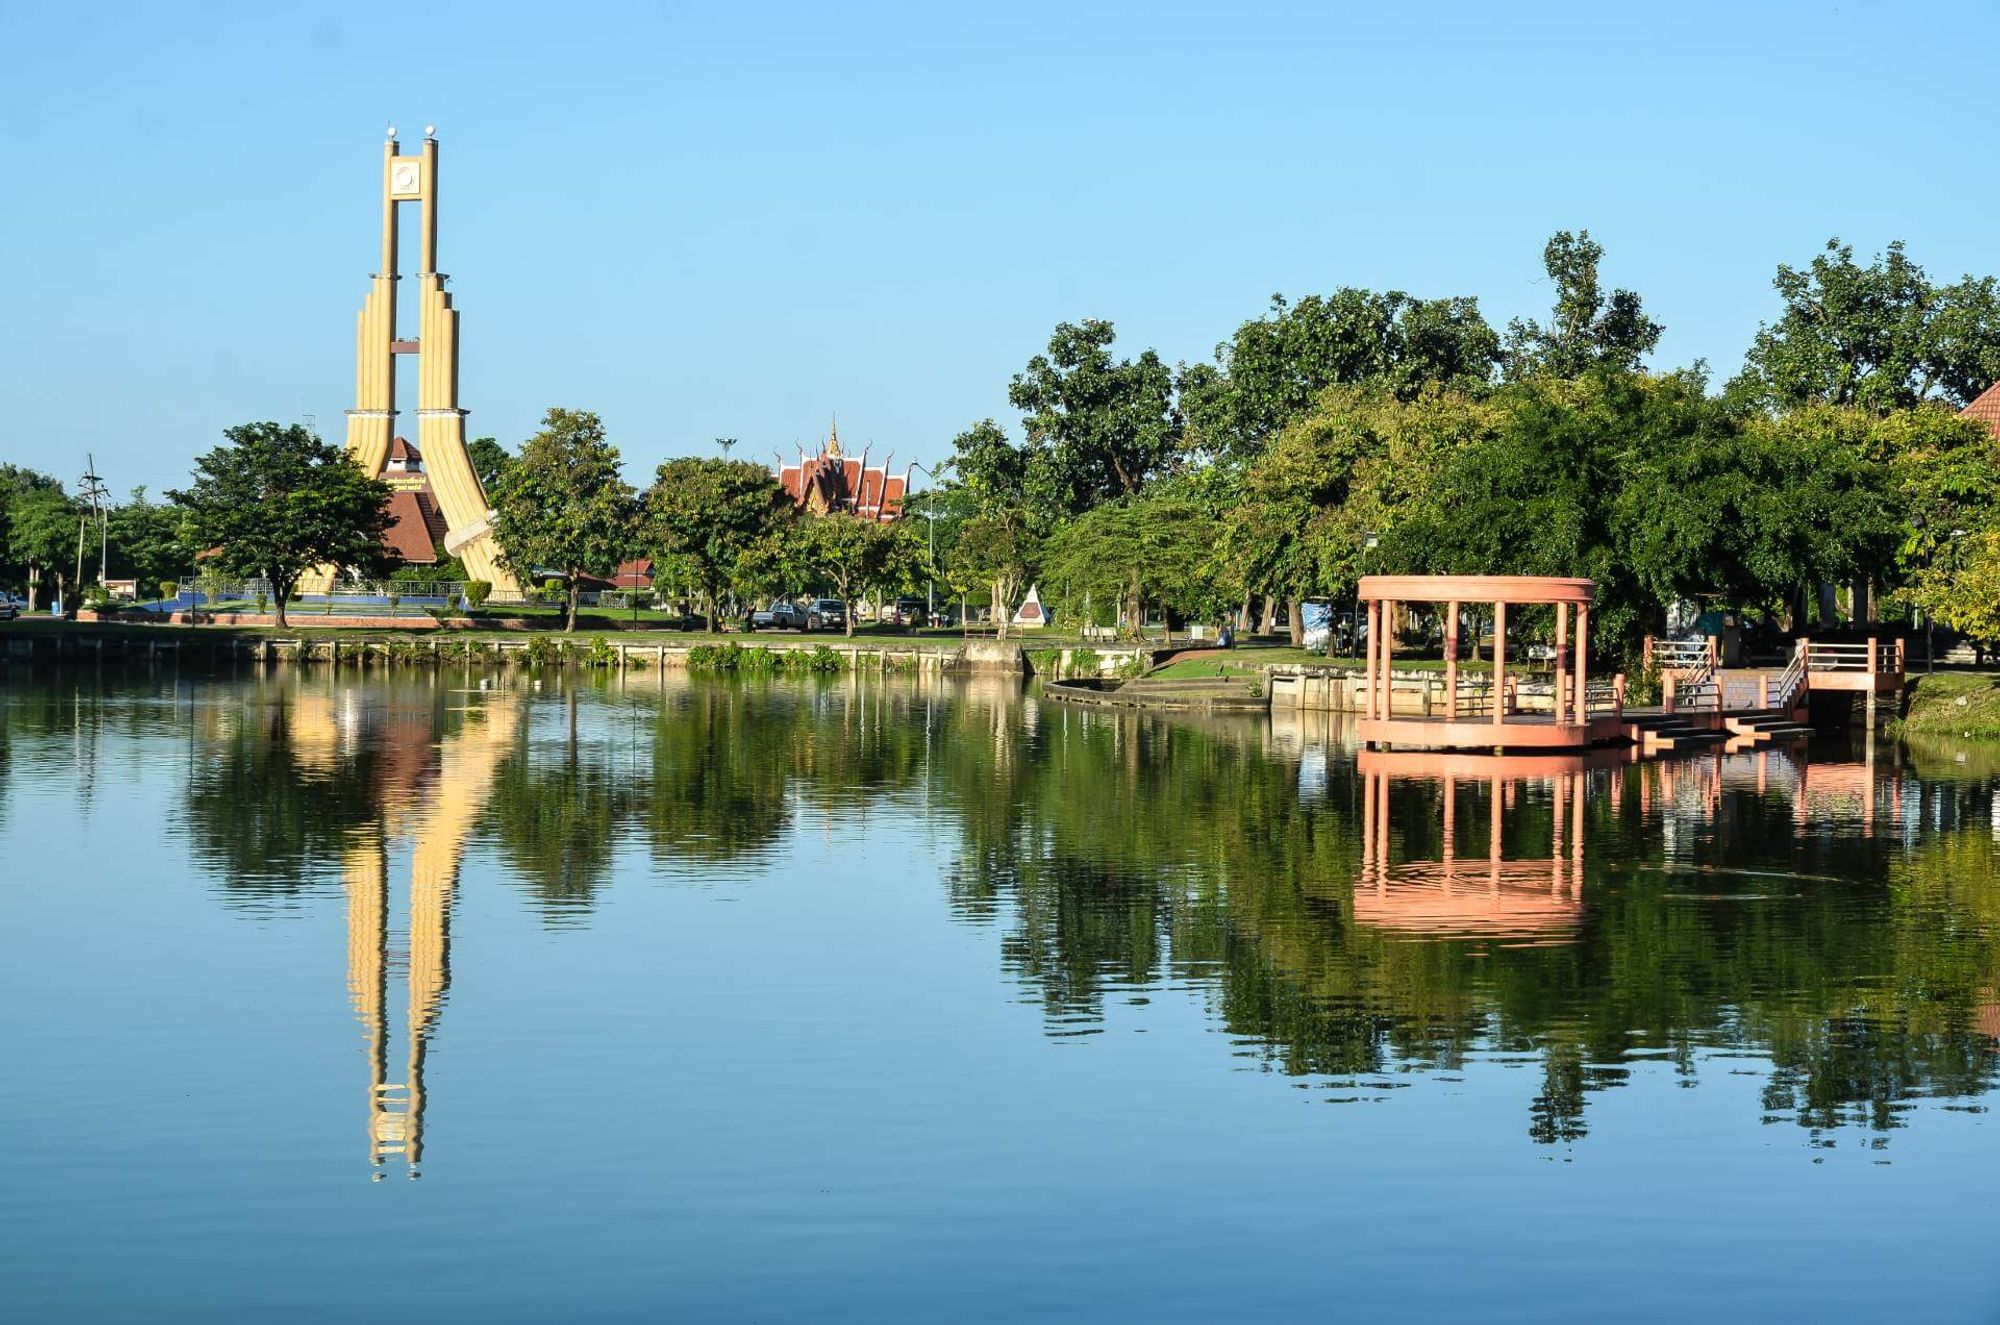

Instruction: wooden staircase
[1623,712,1729,752]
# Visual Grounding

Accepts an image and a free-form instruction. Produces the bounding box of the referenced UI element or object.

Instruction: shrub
[1028,648,1061,676]
[1067,648,1102,679]
[159,579,179,602]
[254,592,269,616]
[386,592,401,616]
[464,580,493,609]
[583,635,616,669]
[544,577,565,603]
[524,635,560,668]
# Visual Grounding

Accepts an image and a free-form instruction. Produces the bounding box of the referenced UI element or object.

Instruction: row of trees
[912,232,2000,657]
[1,465,187,613]
[15,231,2000,650]
[490,408,928,633]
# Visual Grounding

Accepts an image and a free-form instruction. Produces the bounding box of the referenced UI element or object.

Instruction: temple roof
[1960,381,2000,434]
[774,421,908,523]
[388,435,423,464]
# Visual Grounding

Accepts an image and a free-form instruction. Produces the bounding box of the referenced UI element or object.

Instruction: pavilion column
[1380,600,1395,720]
[1488,774,1503,892]
[1444,601,1460,721]
[1551,767,1566,876]
[1361,767,1377,880]
[1575,605,1590,729]
[1491,600,1508,727]
[1554,601,1570,726]
[1362,599,1377,722]
[1442,777,1456,876]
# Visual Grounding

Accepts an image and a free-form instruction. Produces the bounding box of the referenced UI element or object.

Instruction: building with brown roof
[1960,380,2000,435]
[378,436,450,565]
[775,420,910,523]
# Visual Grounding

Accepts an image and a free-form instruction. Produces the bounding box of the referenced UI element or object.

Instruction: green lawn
[1892,672,2000,740]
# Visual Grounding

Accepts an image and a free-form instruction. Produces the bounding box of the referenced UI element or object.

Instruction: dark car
[805,598,846,631]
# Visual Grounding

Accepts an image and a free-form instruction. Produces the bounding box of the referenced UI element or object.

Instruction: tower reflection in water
[332,691,520,1179]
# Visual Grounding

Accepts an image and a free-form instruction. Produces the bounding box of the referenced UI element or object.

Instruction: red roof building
[378,436,447,564]
[775,420,910,523]
[1961,381,2000,435]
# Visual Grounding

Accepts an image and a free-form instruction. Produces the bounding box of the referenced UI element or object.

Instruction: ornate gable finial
[826,414,843,460]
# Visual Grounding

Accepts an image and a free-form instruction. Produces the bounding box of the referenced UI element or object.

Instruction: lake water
[4,669,1999,1322]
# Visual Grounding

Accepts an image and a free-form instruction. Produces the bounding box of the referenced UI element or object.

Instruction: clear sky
[2,0,1993,497]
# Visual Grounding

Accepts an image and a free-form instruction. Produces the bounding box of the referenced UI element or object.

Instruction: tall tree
[7,485,78,612]
[466,436,514,495]
[107,487,188,596]
[1008,319,1178,517]
[1729,239,2000,413]
[640,457,795,633]
[167,422,393,628]
[790,513,909,636]
[1180,290,1501,463]
[493,409,637,632]
[951,511,1038,637]
[1504,230,1662,380]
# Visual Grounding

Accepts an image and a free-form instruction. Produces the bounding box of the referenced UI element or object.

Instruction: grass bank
[1890,672,2000,739]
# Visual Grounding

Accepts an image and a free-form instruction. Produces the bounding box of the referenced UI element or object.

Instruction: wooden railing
[1768,645,1809,710]
[1805,637,1905,674]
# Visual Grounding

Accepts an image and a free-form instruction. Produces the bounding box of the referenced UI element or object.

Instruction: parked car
[0,600,17,622]
[886,597,929,628]
[805,598,846,631]
[749,599,809,631]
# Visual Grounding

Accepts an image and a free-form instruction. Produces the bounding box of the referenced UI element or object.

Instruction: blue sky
[1,0,1993,496]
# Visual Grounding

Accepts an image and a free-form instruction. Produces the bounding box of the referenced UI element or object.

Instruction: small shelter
[1012,583,1049,629]
[1358,574,1625,751]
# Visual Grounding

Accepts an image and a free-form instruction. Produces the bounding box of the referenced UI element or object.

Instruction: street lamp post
[910,461,939,620]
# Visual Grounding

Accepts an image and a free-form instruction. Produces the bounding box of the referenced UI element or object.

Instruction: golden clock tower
[346,127,516,592]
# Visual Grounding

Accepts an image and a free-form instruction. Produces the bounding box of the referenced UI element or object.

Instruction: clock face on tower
[390,161,421,199]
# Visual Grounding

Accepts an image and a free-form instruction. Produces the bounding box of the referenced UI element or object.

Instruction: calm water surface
[4,669,2000,1322]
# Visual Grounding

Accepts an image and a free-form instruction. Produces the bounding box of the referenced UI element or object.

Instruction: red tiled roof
[613,558,654,589]
[1960,382,2000,434]
[772,445,907,523]
[388,435,422,464]
[383,489,440,563]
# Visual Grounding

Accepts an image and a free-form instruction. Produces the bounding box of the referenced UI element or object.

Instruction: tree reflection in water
[15,667,1994,1150]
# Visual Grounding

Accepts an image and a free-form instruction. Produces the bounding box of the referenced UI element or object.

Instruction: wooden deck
[1357,712,1629,751]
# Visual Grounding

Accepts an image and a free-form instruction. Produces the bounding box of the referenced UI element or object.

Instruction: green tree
[166,423,393,628]
[1729,239,2000,413]
[7,485,78,612]
[640,457,796,633]
[492,409,637,632]
[1180,290,1501,463]
[1008,319,1179,517]
[106,487,188,595]
[951,511,1038,636]
[1504,230,1662,380]
[790,513,908,635]
[466,436,515,495]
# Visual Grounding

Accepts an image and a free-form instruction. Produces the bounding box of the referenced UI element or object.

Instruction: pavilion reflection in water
[1357,749,1599,944]
[286,687,521,1179]
[1347,725,1920,946]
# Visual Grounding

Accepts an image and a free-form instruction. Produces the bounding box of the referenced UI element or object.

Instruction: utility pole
[716,437,737,458]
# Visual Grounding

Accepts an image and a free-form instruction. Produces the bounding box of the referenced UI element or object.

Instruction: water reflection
[342,694,519,1177]
[5,670,2000,1161]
